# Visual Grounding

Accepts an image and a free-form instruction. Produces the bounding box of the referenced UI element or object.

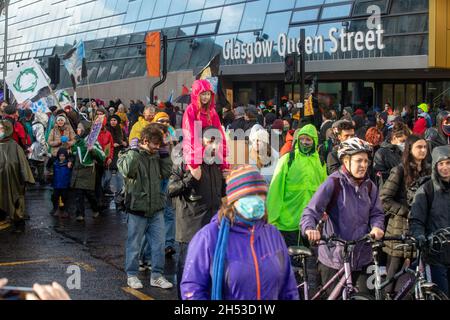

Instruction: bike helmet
[338,137,373,159]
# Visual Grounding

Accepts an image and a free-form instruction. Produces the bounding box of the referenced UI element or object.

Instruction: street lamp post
[1,0,8,102]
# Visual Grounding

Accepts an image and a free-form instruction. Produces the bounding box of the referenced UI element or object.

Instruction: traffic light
[47,55,60,86]
[284,54,297,83]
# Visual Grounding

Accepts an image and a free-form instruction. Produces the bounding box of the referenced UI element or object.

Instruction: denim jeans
[161,179,175,248]
[110,170,124,195]
[430,265,450,296]
[125,212,165,280]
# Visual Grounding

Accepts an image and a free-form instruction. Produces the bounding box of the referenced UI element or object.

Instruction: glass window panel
[149,17,166,31]
[169,0,188,14]
[183,11,202,24]
[292,8,320,23]
[114,47,129,59]
[288,25,318,38]
[204,0,225,8]
[197,22,217,35]
[201,7,223,22]
[239,0,269,31]
[218,3,245,34]
[153,0,172,18]
[116,35,131,46]
[96,61,113,83]
[130,33,146,44]
[318,82,342,109]
[138,0,156,20]
[134,21,150,33]
[128,46,139,56]
[262,11,291,42]
[125,0,143,23]
[87,62,100,84]
[390,0,428,13]
[186,0,206,11]
[295,0,324,8]
[166,14,184,28]
[321,4,352,19]
[103,37,118,48]
[178,26,197,37]
[353,0,388,15]
[268,0,295,12]
[317,22,342,39]
[108,59,126,81]
[123,58,145,78]
[170,39,192,71]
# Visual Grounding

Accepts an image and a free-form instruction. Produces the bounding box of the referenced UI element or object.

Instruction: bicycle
[369,229,450,300]
[288,233,374,300]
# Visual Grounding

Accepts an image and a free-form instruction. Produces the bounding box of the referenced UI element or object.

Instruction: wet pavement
[0,185,178,300]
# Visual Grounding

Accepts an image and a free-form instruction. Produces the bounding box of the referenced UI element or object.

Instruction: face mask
[397,143,405,152]
[401,111,407,117]
[443,125,450,137]
[88,108,93,113]
[0,133,5,140]
[283,126,290,132]
[234,196,266,221]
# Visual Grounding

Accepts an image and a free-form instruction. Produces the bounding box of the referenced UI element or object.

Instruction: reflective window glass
[353,0,388,16]
[321,4,352,19]
[218,4,245,34]
[166,14,184,28]
[87,62,100,84]
[183,11,203,24]
[268,0,295,12]
[149,17,167,31]
[114,47,129,59]
[262,11,291,41]
[153,0,172,18]
[295,0,324,8]
[125,0,143,23]
[204,0,225,8]
[169,0,188,14]
[186,0,205,11]
[197,22,218,35]
[239,0,269,32]
[96,61,113,83]
[201,7,223,22]
[138,0,156,20]
[108,59,126,81]
[390,0,428,13]
[292,8,320,23]
[179,26,197,36]
[134,20,150,33]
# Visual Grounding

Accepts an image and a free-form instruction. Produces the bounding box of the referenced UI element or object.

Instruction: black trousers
[52,188,69,211]
[74,189,99,217]
[318,262,370,298]
[176,242,189,300]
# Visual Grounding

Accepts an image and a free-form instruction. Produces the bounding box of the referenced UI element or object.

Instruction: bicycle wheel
[348,293,375,300]
[422,286,449,300]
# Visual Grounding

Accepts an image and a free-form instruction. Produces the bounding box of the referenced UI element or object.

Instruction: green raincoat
[267,124,327,232]
[0,120,35,222]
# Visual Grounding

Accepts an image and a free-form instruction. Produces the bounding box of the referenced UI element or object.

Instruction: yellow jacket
[129,116,150,143]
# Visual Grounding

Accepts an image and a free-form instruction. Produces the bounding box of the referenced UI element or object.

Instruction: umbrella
[174,94,191,105]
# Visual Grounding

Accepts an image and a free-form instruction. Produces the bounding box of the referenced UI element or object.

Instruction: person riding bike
[301,137,385,294]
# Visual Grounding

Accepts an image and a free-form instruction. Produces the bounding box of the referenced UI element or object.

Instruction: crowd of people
[1,78,450,300]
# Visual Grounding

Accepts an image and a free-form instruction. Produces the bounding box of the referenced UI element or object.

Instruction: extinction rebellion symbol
[13,67,39,93]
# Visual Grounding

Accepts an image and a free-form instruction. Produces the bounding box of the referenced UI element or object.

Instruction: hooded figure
[413,103,432,136]
[410,145,450,283]
[427,111,450,150]
[182,80,228,170]
[29,111,49,162]
[48,113,76,157]
[267,124,327,238]
[0,120,35,229]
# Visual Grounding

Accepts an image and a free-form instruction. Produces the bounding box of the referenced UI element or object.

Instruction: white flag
[5,59,50,103]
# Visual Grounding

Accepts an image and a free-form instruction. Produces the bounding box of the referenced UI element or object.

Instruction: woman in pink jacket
[182,80,229,179]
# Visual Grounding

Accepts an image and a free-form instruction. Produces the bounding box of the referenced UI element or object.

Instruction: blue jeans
[161,179,175,248]
[125,212,165,279]
[430,265,450,296]
[110,171,124,195]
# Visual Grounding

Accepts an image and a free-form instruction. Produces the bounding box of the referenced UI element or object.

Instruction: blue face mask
[234,196,266,221]
[0,133,5,140]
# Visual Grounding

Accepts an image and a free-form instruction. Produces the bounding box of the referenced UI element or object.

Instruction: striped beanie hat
[226,165,268,204]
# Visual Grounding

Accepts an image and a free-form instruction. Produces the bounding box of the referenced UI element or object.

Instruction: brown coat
[48,115,76,157]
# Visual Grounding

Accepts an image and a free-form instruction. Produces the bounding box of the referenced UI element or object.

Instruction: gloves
[61,136,69,143]
[415,235,427,250]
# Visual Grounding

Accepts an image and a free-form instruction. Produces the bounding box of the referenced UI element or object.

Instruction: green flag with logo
[5,59,50,104]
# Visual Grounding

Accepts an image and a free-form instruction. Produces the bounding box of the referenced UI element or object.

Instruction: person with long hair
[380,135,431,297]
[180,165,298,300]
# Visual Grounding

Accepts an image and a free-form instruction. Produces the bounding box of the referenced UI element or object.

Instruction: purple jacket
[301,170,385,271]
[181,215,299,300]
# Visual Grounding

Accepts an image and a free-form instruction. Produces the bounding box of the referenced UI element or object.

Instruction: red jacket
[3,116,30,150]
[280,130,296,157]
[97,128,114,164]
